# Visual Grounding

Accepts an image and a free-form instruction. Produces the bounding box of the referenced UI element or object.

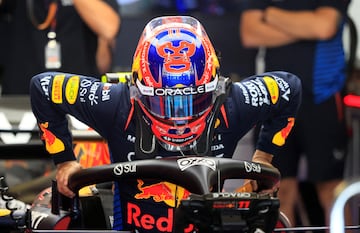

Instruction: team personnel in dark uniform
[1,0,120,95]
[30,16,302,232]
[240,0,350,227]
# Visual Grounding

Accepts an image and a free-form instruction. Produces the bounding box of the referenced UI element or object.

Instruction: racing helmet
[131,16,227,153]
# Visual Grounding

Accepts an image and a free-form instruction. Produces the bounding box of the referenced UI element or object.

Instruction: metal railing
[330,179,360,233]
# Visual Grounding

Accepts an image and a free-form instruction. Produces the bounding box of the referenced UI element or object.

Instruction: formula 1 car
[0,73,290,232]
[1,156,291,233]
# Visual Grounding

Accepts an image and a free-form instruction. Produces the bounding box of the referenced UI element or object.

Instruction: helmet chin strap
[193,76,232,156]
[134,101,159,159]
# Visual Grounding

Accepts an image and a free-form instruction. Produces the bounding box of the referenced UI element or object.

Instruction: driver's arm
[56,161,82,198]
[232,71,302,192]
[252,149,273,166]
[29,72,127,198]
[236,150,276,193]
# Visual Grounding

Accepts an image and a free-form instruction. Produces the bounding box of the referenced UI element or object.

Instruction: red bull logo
[127,202,173,232]
[272,117,295,146]
[127,202,195,233]
[135,179,190,208]
[39,122,65,154]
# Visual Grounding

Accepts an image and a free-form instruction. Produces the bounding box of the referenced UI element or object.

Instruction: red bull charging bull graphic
[135,179,190,207]
[39,122,65,154]
[272,117,295,146]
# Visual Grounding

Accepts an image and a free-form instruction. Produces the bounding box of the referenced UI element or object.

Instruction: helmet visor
[140,92,213,121]
[136,77,218,122]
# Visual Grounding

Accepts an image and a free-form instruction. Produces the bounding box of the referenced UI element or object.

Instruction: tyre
[273,211,293,233]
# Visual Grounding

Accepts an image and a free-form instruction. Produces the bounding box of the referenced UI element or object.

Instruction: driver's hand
[56,161,82,198]
[236,149,280,194]
[235,180,254,192]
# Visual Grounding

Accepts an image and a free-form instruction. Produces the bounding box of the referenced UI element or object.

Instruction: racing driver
[29,16,302,232]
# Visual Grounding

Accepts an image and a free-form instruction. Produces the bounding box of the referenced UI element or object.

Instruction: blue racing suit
[29,71,301,232]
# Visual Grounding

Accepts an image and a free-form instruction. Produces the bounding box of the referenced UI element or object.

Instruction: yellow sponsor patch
[132,52,142,81]
[0,209,11,216]
[263,76,279,104]
[65,76,79,104]
[52,74,65,104]
[272,117,295,146]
